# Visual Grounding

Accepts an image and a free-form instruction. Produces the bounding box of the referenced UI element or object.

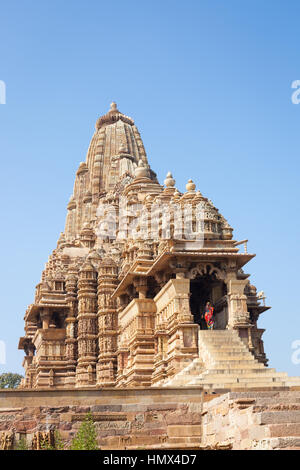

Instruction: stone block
[14,419,37,432]
[268,423,300,437]
[248,425,269,441]
[167,425,201,437]
[165,412,201,425]
[258,411,300,425]
[91,405,122,413]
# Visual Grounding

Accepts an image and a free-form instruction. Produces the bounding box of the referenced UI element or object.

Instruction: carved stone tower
[18,103,300,391]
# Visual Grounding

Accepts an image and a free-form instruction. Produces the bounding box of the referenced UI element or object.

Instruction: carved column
[65,264,78,386]
[96,257,118,387]
[40,308,51,329]
[76,260,98,387]
[133,276,148,299]
[225,262,253,348]
[226,278,251,328]
[116,294,130,387]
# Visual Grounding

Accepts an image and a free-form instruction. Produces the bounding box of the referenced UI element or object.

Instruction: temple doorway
[189,274,227,330]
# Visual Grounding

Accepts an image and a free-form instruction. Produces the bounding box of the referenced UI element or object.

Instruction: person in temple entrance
[203,302,214,330]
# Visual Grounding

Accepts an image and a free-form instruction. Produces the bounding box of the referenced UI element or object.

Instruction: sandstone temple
[4,103,299,450]
[18,102,300,392]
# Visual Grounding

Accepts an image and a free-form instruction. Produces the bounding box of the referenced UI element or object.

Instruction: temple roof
[64,103,157,241]
[95,102,135,129]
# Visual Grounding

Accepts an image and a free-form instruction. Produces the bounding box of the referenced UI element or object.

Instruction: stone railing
[152,278,199,384]
[117,298,156,387]
[33,328,66,361]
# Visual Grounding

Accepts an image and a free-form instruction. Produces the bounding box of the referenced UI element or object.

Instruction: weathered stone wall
[3,388,300,450]
[201,390,300,450]
[0,387,203,450]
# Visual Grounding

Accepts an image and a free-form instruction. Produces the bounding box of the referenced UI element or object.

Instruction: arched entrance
[190,275,213,329]
[188,263,228,330]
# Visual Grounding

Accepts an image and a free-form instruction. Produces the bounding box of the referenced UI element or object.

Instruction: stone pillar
[65,265,78,386]
[76,260,98,387]
[134,277,148,299]
[226,278,250,328]
[116,294,130,387]
[96,257,118,387]
[226,273,253,349]
[40,308,51,329]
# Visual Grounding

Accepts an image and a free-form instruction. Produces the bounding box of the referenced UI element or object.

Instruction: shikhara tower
[18,103,300,390]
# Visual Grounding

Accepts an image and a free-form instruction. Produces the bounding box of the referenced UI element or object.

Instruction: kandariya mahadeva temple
[18,103,300,393]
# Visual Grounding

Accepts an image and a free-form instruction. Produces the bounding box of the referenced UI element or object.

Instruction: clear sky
[0,0,300,377]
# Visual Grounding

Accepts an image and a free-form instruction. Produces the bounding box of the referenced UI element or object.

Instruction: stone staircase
[163,330,300,391]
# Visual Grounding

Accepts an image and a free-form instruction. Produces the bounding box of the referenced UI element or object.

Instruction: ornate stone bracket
[187,262,226,281]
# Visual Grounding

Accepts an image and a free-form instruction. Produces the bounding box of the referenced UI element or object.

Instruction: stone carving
[0,431,14,450]
[187,262,226,281]
[18,103,270,389]
[31,431,55,450]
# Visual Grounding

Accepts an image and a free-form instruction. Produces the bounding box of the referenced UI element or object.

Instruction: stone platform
[0,387,203,450]
[1,386,300,450]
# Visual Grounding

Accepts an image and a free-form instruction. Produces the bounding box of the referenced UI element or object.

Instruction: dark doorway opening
[189,275,227,330]
[190,276,211,330]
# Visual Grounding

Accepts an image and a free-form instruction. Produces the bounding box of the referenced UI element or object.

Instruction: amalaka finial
[134,159,150,178]
[164,172,175,188]
[186,179,196,192]
[110,102,117,111]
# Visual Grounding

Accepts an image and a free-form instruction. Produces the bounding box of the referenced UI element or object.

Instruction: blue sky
[0,0,300,376]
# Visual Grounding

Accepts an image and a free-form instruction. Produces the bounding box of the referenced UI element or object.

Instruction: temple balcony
[152,278,199,385]
[117,298,156,387]
[33,328,66,362]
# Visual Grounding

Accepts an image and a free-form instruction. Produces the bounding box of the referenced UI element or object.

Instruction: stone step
[200,335,248,341]
[207,358,266,367]
[205,357,261,363]
[192,375,285,384]
[208,361,265,368]
[200,339,247,344]
[195,381,287,389]
[201,348,259,355]
[190,382,287,390]
[202,343,251,348]
[199,332,244,338]
[282,379,300,386]
[201,345,252,352]
[199,330,236,334]
[199,331,237,335]
[199,339,242,344]
[206,364,266,370]
[199,333,243,338]
[188,366,271,375]
[203,344,248,348]
[170,373,288,387]
[193,380,286,389]
[199,369,287,377]
[164,329,300,391]
[200,337,245,342]
[206,350,254,356]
